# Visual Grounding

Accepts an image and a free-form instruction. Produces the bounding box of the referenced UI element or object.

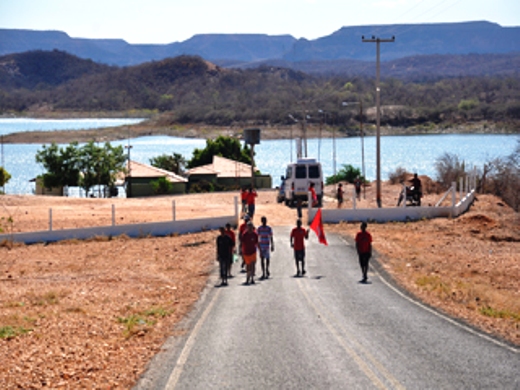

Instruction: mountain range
[1,21,519,69]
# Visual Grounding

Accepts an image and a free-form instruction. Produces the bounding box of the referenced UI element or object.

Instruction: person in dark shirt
[216,227,234,286]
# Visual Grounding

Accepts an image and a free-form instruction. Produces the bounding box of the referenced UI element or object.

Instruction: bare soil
[1,184,519,388]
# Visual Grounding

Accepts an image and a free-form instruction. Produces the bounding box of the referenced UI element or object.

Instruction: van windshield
[295,165,307,179]
[309,165,320,179]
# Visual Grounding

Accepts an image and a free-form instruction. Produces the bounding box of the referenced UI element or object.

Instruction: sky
[1,0,519,44]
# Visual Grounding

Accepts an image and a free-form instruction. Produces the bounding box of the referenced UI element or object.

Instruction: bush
[388,166,410,184]
[434,152,466,190]
[480,141,520,211]
[326,164,363,185]
[150,177,173,195]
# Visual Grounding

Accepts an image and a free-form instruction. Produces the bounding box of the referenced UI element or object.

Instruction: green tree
[35,142,80,189]
[326,164,364,185]
[0,166,12,189]
[187,136,252,169]
[150,153,186,175]
[77,141,126,196]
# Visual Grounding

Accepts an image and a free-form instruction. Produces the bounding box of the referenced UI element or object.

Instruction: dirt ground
[1,182,519,389]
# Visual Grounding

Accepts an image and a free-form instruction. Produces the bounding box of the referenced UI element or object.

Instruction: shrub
[434,152,466,190]
[388,166,410,184]
[326,164,363,185]
[151,177,173,195]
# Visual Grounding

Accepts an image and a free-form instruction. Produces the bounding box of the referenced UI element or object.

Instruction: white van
[284,158,323,207]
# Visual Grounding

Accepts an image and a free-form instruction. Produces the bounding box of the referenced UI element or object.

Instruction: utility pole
[362,35,394,208]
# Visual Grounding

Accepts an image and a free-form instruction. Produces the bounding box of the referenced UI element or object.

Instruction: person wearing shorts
[241,222,259,285]
[290,219,309,277]
[257,216,274,279]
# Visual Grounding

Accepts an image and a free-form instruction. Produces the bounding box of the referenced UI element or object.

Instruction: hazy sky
[1,0,519,44]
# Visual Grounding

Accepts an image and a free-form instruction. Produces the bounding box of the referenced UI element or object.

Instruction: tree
[326,164,364,185]
[36,141,126,196]
[77,141,126,196]
[0,166,12,189]
[35,142,80,189]
[187,136,252,169]
[150,153,186,175]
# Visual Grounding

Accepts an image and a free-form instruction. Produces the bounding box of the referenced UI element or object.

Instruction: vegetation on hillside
[1,52,519,130]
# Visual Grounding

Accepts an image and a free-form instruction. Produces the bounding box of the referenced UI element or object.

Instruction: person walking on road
[238,214,251,273]
[216,227,234,286]
[224,223,236,278]
[242,222,259,285]
[246,186,258,219]
[290,219,309,277]
[257,216,274,279]
[355,222,372,283]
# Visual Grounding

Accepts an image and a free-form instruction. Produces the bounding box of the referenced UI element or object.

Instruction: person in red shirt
[240,187,248,214]
[238,214,250,273]
[355,222,373,283]
[224,223,236,278]
[241,222,259,285]
[290,219,309,277]
[246,186,258,219]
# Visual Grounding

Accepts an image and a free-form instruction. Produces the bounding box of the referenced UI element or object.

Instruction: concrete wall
[0,216,237,245]
[0,197,240,245]
[308,188,476,225]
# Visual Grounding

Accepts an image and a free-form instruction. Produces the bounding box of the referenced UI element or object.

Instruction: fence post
[172,200,176,221]
[49,208,53,231]
[112,204,115,226]
[451,181,457,217]
[459,177,463,201]
[234,196,238,225]
[401,183,407,208]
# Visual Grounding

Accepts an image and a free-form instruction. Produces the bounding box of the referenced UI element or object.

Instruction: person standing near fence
[246,186,258,219]
[355,222,372,283]
[257,216,274,279]
[216,227,234,286]
[240,187,248,215]
[336,183,344,208]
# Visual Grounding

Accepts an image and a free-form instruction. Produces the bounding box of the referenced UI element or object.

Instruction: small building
[32,177,64,196]
[124,160,188,197]
[186,155,272,189]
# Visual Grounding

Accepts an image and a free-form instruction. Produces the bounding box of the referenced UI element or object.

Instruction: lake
[0,119,517,195]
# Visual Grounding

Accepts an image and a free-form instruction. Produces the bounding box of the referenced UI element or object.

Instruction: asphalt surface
[136,227,519,390]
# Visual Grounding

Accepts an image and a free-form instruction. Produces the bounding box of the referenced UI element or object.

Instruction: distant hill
[228,53,520,79]
[1,21,519,69]
[1,51,519,129]
[282,21,520,62]
[0,50,111,90]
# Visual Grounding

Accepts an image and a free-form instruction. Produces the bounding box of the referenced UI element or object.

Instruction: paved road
[136,227,519,389]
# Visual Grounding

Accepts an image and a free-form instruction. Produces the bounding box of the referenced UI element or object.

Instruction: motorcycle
[397,185,422,207]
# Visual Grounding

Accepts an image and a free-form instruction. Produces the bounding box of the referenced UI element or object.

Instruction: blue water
[0,118,145,136]
[0,119,517,195]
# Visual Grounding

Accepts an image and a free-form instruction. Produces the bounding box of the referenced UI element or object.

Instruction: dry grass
[0,186,519,388]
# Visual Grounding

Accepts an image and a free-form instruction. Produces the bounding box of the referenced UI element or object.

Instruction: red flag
[310,208,328,245]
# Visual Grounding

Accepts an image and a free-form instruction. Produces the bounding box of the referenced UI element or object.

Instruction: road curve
[136,227,519,390]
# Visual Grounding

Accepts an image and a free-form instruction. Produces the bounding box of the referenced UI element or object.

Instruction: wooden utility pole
[362,35,395,208]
